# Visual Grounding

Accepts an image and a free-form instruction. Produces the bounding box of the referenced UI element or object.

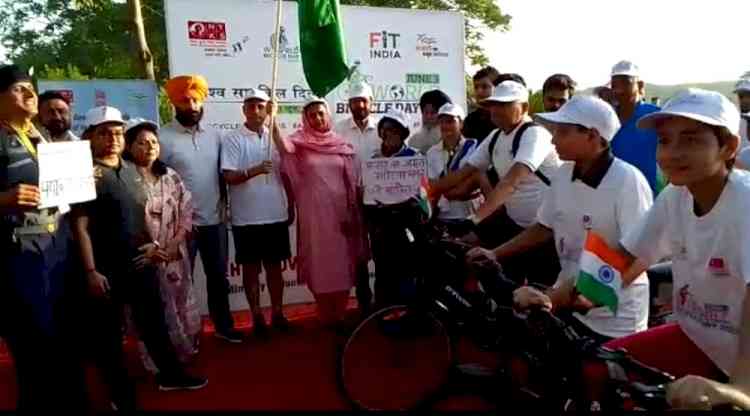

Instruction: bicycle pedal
[455,363,497,378]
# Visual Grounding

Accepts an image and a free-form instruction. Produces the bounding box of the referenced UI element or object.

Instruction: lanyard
[15,128,39,159]
[2,121,45,159]
[440,142,461,178]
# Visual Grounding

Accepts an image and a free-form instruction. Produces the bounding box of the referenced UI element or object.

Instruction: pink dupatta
[284,104,359,211]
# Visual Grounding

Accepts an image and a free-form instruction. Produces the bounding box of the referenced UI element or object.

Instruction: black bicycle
[338,207,681,411]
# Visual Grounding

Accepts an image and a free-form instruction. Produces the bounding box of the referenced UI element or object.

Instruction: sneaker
[157,374,209,392]
[253,314,270,338]
[214,329,244,344]
[271,314,291,332]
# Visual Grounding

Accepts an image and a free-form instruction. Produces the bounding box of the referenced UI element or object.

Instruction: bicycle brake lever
[628,381,670,411]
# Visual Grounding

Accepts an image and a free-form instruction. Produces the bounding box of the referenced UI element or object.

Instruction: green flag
[298,0,349,97]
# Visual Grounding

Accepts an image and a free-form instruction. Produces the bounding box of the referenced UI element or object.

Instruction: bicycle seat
[646,262,673,285]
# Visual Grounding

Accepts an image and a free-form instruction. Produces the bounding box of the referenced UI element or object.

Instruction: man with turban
[160,75,243,343]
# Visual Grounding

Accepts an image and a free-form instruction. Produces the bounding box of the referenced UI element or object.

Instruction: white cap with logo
[380,109,410,134]
[483,81,529,104]
[734,79,750,93]
[85,106,125,130]
[534,95,621,142]
[303,95,327,110]
[348,82,373,100]
[125,118,159,135]
[611,60,640,78]
[437,103,465,120]
[243,88,271,102]
[637,88,740,136]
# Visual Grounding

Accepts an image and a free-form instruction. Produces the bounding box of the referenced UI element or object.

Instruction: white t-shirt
[334,115,381,162]
[426,138,477,219]
[538,157,652,338]
[466,117,562,227]
[221,125,288,226]
[621,170,750,374]
[738,147,750,169]
[740,117,749,150]
[407,125,441,155]
[159,121,224,226]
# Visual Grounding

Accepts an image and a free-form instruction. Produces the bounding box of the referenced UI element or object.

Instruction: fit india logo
[263,26,300,61]
[369,31,402,59]
[416,34,448,58]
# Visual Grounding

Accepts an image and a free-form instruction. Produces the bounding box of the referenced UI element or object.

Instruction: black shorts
[232,222,291,264]
[477,207,560,287]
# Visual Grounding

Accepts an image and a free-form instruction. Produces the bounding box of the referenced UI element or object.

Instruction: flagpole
[267,0,283,183]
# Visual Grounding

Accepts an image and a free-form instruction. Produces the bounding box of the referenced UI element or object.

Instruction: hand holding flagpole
[267,0,283,183]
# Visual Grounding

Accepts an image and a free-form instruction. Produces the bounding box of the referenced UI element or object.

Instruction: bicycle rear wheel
[339,305,454,410]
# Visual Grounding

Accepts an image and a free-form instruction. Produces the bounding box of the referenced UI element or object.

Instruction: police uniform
[0,123,85,411]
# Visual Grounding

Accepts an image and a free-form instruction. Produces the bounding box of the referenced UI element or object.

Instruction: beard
[351,108,369,122]
[175,107,204,127]
[45,119,71,137]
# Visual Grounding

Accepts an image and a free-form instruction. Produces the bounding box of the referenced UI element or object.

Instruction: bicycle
[338,207,687,411]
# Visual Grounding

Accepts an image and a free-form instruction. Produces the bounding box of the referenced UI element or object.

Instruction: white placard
[37,141,96,209]
[363,156,426,205]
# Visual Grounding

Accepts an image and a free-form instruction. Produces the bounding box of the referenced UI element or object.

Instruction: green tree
[0,0,169,81]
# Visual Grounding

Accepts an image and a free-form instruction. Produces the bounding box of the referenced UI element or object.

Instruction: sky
[2,0,748,92]
[480,0,750,91]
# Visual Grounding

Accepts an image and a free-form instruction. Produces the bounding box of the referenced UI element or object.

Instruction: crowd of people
[1,56,750,413]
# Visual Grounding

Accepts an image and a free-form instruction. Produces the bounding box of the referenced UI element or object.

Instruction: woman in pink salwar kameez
[124,120,202,370]
[271,98,368,328]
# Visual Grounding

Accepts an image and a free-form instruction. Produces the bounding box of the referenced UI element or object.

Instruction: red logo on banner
[188,21,227,41]
[94,89,107,107]
[57,89,74,104]
[708,257,729,276]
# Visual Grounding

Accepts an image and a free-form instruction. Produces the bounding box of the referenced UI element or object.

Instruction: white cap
[243,88,270,102]
[637,88,740,136]
[303,95,327,110]
[611,60,640,78]
[734,79,750,93]
[85,106,125,130]
[437,103,465,120]
[380,109,410,135]
[483,81,528,104]
[125,118,159,135]
[534,95,621,142]
[348,82,373,100]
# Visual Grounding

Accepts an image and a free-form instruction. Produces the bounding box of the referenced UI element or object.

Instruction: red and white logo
[95,89,107,107]
[188,21,227,41]
[57,89,74,104]
[708,257,729,276]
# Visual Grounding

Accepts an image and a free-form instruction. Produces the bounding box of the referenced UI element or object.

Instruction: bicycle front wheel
[339,305,454,410]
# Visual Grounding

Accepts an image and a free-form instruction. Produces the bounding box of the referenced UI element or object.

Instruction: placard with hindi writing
[363,156,427,205]
[38,141,97,209]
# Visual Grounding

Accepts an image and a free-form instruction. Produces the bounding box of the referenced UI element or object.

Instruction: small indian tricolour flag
[417,176,433,220]
[576,231,629,314]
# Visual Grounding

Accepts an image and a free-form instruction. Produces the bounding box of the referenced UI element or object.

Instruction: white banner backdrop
[165,0,465,313]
